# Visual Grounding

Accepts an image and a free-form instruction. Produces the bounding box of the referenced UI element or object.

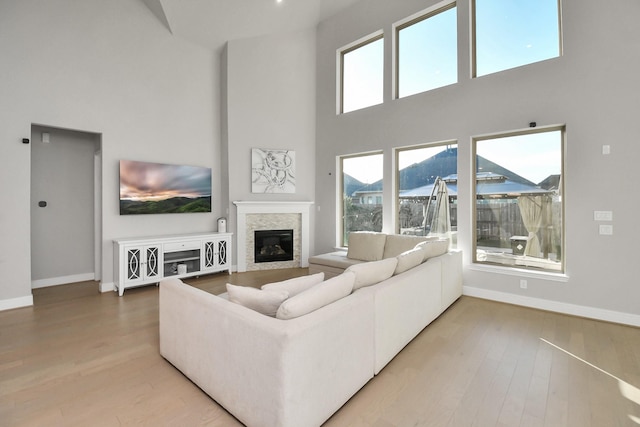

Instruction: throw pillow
[346,231,386,261]
[394,247,425,275]
[346,257,398,290]
[226,284,289,317]
[261,272,325,297]
[415,238,449,261]
[276,271,356,320]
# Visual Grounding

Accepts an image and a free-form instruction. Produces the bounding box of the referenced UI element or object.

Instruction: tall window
[396,143,457,247]
[473,0,561,77]
[474,128,564,272]
[340,152,384,246]
[396,2,457,98]
[340,34,384,114]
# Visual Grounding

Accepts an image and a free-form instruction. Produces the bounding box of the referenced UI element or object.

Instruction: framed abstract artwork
[251,148,296,193]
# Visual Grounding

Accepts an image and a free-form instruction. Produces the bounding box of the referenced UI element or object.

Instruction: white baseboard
[463,285,640,328]
[0,294,34,311]
[31,273,95,289]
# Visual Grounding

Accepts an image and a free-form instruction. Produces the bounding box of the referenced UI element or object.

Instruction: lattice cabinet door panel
[203,241,215,269]
[217,239,228,268]
[144,245,161,280]
[126,248,142,282]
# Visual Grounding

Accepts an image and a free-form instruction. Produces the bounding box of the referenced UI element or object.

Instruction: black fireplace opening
[254,229,294,263]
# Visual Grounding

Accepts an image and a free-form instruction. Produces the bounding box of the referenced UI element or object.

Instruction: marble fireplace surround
[233,201,313,273]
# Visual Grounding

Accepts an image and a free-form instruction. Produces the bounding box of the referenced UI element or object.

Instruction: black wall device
[22,138,30,144]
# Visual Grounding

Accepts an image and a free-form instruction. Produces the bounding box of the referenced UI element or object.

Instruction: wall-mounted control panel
[594,210,613,235]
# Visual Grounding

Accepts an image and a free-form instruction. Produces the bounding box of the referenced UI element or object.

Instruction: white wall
[315,0,640,322]
[0,0,219,308]
[225,29,317,255]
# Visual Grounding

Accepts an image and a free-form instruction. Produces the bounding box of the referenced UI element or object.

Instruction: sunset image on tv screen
[119,160,212,215]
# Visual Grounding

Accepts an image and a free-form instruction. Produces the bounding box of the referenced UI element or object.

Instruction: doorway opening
[30,125,102,290]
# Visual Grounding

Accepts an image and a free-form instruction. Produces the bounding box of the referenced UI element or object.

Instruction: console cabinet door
[201,237,230,272]
[215,238,229,269]
[124,244,161,284]
[143,245,162,281]
[202,240,216,271]
[124,246,143,284]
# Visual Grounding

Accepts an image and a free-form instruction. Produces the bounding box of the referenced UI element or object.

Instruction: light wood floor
[1,269,639,426]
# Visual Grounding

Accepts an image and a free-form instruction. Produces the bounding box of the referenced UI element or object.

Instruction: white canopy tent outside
[422,177,452,247]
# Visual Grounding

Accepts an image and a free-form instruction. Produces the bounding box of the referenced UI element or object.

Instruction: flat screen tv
[119,159,212,215]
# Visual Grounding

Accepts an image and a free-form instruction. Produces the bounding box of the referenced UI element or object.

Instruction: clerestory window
[395,2,458,98]
[473,0,562,77]
[339,33,384,114]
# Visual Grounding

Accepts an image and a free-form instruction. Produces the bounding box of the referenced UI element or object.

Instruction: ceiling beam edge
[141,0,173,34]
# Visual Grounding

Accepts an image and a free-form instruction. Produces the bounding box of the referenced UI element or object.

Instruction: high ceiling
[142,0,361,50]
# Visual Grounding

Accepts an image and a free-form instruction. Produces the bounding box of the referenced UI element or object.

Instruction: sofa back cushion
[382,234,430,259]
[261,272,325,297]
[347,232,386,261]
[276,271,356,320]
[346,257,398,290]
[394,247,425,275]
[415,238,450,261]
[226,284,289,317]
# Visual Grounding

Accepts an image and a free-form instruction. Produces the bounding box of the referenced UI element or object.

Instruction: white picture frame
[251,148,296,194]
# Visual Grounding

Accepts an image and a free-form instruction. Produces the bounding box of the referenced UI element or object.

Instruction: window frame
[338,150,384,247]
[471,125,566,273]
[394,140,458,237]
[393,1,458,99]
[471,0,563,78]
[337,31,384,115]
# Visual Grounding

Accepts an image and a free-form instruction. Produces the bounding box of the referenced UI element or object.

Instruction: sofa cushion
[415,238,450,261]
[261,272,325,297]
[394,247,425,275]
[226,284,289,317]
[308,251,364,270]
[276,271,356,320]
[346,232,386,261]
[382,234,429,259]
[346,258,398,290]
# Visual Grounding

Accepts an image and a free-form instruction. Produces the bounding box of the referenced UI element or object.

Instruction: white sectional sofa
[159,232,462,427]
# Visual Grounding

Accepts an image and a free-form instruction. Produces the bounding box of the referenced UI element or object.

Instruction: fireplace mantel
[233,201,313,272]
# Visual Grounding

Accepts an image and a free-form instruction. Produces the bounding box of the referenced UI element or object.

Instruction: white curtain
[517,195,546,257]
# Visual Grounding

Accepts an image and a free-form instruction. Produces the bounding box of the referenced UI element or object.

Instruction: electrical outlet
[520,279,527,289]
[599,224,613,235]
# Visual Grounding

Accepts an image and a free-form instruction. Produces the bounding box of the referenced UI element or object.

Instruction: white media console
[113,232,232,296]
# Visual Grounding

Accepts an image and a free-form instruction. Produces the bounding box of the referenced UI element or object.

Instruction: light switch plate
[594,211,613,221]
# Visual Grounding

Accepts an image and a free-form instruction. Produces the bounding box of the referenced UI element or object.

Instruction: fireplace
[254,229,294,263]
[233,201,313,272]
